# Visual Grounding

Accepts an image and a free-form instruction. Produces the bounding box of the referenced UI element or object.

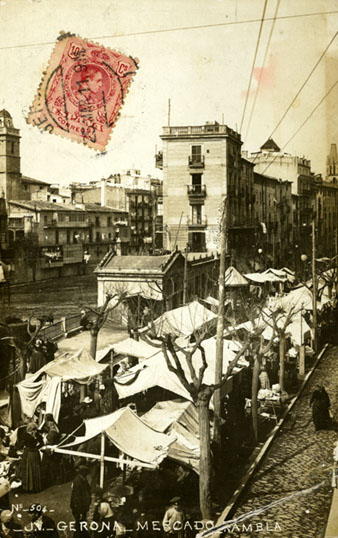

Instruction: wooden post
[100,431,105,488]
[110,351,114,379]
[299,345,305,378]
[312,217,318,352]
[183,245,188,304]
[213,198,227,446]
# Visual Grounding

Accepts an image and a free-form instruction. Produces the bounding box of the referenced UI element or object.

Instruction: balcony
[187,184,207,199]
[187,216,207,228]
[45,218,89,228]
[188,155,205,168]
[155,151,163,169]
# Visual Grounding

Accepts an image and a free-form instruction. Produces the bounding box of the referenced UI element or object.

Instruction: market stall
[15,348,108,423]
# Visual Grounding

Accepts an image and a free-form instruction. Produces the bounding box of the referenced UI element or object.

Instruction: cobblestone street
[228,346,338,538]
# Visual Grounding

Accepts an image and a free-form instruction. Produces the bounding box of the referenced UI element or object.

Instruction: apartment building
[156,121,256,259]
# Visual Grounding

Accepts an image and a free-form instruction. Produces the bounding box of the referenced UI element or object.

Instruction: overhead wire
[250,30,338,164]
[244,0,281,142]
[261,76,338,176]
[0,10,337,51]
[239,0,269,134]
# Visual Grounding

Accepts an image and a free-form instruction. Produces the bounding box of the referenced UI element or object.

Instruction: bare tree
[226,295,300,441]
[139,321,248,520]
[81,290,127,359]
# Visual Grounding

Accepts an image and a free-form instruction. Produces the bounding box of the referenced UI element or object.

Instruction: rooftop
[161,121,241,141]
[21,175,51,186]
[260,138,281,152]
[9,200,129,213]
[96,251,182,274]
[0,109,12,119]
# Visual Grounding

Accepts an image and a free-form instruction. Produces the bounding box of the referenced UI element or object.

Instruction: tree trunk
[279,334,286,392]
[213,199,227,447]
[197,392,213,520]
[90,325,99,360]
[251,357,260,442]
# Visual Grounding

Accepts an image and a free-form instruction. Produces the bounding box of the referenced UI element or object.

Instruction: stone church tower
[0,109,21,201]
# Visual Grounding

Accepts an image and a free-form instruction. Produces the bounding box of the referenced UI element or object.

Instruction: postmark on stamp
[26,33,139,151]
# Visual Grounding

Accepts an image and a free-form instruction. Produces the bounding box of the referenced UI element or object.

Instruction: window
[191,145,202,163]
[96,232,101,242]
[44,215,48,225]
[95,216,100,227]
[191,174,202,193]
[107,216,112,226]
[192,205,202,224]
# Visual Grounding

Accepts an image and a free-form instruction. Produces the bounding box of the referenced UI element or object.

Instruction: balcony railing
[155,151,163,169]
[187,184,207,197]
[187,216,207,227]
[188,155,205,168]
[45,219,89,228]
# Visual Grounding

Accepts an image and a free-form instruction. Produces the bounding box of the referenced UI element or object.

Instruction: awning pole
[100,431,105,488]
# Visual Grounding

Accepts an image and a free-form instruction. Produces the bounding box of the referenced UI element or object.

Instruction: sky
[0,0,337,185]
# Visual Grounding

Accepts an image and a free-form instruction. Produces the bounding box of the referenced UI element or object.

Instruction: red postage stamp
[27,33,139,151]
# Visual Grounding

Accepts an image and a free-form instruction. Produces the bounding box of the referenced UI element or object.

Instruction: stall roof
[142,399,199,435]
[108,337,159,361]
[113,337,248,402]
[142,399,200,473]
[28,348,108,382]
[245,272,285,283]
[224,266,249,287]
[264,268,295,283]
[148,300,217,338]
[60,406,175,466]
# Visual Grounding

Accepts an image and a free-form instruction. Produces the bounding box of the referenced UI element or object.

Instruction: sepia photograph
[0,1,338,536]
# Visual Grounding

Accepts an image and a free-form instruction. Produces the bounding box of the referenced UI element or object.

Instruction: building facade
[253,172,293,266]
[247,138,317,255]
[7,200,129,282]
[157,121,256,258]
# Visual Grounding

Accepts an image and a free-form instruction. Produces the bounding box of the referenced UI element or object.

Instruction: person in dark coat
[70,465,91,533]
[41,414,61,489]
[310,383,331,430]
[29,340,46,374]
[27,504,58,538]
[21,422,42,493]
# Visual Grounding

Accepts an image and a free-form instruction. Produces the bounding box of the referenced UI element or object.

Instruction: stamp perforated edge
[26,31,139,152]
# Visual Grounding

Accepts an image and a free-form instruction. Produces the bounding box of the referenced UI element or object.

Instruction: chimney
[101,177,106,207]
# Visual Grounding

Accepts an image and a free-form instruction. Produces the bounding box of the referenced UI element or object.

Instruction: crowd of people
[28,339,58,375]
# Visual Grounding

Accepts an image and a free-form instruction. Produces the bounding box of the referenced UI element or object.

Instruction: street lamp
[301,253,307,283]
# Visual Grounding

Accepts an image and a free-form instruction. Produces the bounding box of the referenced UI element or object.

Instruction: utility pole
[312,215,318,352]
[213,197,228,446]
[168,98,171,127]
[151,186,156,251]
[183,244,188,304]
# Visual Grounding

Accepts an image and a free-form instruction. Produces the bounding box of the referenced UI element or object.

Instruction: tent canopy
[108,337,159,361]
[142,399,200,473]
[148,300,217,338]
[113,336,248,402]
[60,406,175,466]
[224,266,249,287]
[16,349,108,421]
[29,348,108,382]
[245,272,285,283]
[264,268,295,283]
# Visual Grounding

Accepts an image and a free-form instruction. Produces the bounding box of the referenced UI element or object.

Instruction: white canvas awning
[148,300,217,338]
[59,406,175,466]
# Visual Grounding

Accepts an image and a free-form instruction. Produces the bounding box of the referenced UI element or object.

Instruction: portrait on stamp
[27,34,138,151]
